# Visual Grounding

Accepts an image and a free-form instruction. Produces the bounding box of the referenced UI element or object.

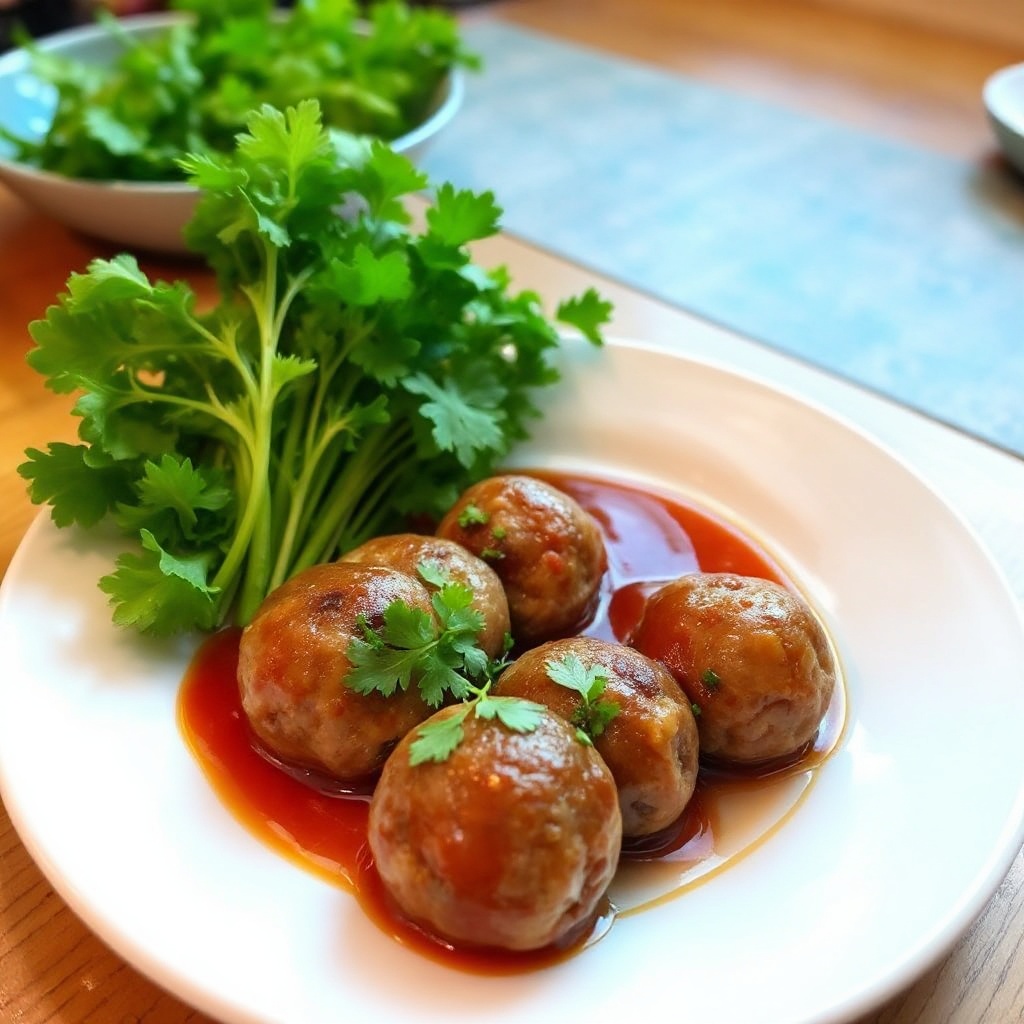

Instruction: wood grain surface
[2,2,1023,1022]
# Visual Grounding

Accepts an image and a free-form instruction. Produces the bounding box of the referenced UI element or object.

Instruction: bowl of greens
[0,0,472,254]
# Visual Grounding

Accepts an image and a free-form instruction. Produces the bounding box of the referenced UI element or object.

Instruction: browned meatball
[632,573,836,764]
[369,707,622,951]
[494,636,699,837]
[237,562,433,782]
[436,474,607,645]
[338,533,511,658]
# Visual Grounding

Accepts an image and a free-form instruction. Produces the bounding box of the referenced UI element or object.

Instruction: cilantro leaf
[545,653,607,700]
[346,639,425,698]
[545,654,621,745]
[426,184,502,246]
[98,530,219,635]
[402,373,505,467]
[20,443,134,528]
[556,288,614,346]
[476,694,546,733]
[415,560,450,589]
[378,601,438,650]
[409,705,470,766]
[408,693,546,766]
[343,586,487,708]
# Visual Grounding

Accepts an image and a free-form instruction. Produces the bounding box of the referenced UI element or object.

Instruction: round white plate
[2,339,1023,1024]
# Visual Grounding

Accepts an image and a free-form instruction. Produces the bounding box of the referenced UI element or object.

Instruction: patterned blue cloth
[421,22,1024,457]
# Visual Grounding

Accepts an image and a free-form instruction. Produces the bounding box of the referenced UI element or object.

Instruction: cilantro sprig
[408,685,546,766]
[545,654,621,746]
[346,569,490,707]
[3,0,479,182]
[20,100,611,634]
[343,568,543,765]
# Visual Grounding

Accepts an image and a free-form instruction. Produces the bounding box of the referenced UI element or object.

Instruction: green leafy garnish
[545,653,621,746]
[701,668,721,690]
[408,687,545,765]
[20,100,611,635]
[3,0,479,182]
[348,584,542,765]
[346,578,488,706]
[456,503,488,528]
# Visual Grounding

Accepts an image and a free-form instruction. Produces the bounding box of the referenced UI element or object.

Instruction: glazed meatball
[436,474,607,645]
[632,573,836,764]
[339,534,511,658]
[238,562,433,782]
[369,707,622,951]
[494,636,699,837]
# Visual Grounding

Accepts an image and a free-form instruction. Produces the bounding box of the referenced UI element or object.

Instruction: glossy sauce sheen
[178,472,844,971]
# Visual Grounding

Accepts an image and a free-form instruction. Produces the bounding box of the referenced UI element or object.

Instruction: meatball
[238,562,433,782]
[632,573,836,764]
[339,533,511,658]
[369,707,622,951]
[436,474,607,645]
[494,636,699,837]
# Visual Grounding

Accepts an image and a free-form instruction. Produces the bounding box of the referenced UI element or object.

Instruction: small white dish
[984,62,1024,176]
[0,12,464,254]
[1,339,1023,1024]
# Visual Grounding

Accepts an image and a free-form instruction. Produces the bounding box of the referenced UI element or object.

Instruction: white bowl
[983,62,1024,177]
[0,12,464,254]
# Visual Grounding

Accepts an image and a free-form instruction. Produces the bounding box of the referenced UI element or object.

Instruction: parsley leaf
[545,653,621,746]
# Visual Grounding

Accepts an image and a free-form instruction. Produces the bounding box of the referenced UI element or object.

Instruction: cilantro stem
[224,244,281,624]
[326,441,411,555]
[289,421,413,574]
[268,408,369,589]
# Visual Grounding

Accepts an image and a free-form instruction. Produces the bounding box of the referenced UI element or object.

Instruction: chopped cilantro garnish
[409,690,546,765]
[545,653,620,746]
[701,669,721,690]
[457,504,489,528]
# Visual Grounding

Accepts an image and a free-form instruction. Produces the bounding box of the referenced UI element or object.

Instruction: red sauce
[178,472,845,971]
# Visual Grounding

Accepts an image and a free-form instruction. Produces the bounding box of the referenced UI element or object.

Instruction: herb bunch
[3,0,477,182]
[19,100,611,635]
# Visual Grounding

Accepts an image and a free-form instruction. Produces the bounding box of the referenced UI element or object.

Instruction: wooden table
[2,4,1024,1019]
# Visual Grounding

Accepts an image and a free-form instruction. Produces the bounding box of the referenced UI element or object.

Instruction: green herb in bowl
[2,0,476,182]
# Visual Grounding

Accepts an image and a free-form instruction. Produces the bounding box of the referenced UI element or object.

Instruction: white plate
[2,339,1023,1024]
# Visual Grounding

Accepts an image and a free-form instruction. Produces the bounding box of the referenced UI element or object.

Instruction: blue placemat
[421,22,1024,458]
